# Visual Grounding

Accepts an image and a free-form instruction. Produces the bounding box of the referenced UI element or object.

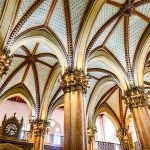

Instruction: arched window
[95,114,119,144]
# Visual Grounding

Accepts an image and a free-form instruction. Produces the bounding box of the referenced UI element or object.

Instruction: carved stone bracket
[87,128,96,144]
[124,87,148,109]
[59,70,90,93]
[29,120,49,138]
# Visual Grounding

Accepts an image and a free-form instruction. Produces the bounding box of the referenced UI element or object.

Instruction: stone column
[116,128,130,150]
[59,70,89,150]
[124,87,150,150]
[87,129,96,150]
[30,120,48,150]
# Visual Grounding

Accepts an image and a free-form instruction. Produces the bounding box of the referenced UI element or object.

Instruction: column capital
[124,87,148,109]
[29,119,49,138]
[59,69,90,93]
[0,51,12,77]
[87,128,96,144]
[116,128,128,140]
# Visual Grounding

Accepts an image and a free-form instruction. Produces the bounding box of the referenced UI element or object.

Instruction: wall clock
[4,123,18,136]
[1,113,23,139]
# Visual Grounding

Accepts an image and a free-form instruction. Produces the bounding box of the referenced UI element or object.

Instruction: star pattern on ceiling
[0,0,150,119]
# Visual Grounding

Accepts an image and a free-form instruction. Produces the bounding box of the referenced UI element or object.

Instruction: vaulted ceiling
[0,0,150,120]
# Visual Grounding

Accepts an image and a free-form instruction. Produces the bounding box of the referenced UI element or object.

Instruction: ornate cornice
[124,87,148,109]
[59,70,90,93]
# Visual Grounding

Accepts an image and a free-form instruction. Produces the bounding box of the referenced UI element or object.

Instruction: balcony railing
[19,132,141,150]
[45,134,64,146]
[95,141,121,150]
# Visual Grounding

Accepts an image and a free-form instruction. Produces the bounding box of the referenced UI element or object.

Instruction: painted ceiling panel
[24,66,36,102]
[88,61,112,73]
[92,19,117,49]
[36,42,55,55]
[144,73,150,83]
[129,15,148,66]
[2,66,26,95]
[86,78,97,103]
[69,0,87,43]
[36,62,51,100]
[18,0,52,34]
[105,18,126,70]
[48,0,67,50]
[99,82,116,104]
[38,56,58,66]
[14,0,36,26]
[136,3,150,18]
[88,71,107,79]
[0,0,5,18]
[106,88,120,119]
[14,47,27,56]
[88,3,119,44]
[24,41,36,53]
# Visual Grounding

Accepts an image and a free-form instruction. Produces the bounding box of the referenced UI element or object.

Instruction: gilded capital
[0,51,12,77]
[124,87,148,109]
[87,128,96,144]
[116,128,128,140]
[30,119,49,138]
[59,70,90,93]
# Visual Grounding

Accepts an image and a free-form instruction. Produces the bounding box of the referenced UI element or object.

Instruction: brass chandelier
[0,51,12,78]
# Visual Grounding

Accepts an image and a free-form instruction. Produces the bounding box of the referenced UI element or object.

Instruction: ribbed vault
[0,0,150,123]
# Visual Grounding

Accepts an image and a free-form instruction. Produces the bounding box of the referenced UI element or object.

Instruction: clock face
[4,123,18,136]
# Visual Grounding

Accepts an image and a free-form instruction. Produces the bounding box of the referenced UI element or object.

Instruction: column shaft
[60,70,89,150]
[124,87,150,150]
[64,92,71,149]
[132,107,150,149]
[34,136,44,150]
[64,90,87,150]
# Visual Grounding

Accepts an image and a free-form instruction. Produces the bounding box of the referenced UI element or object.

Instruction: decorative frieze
[59,69,90,93]
[124,87,148,109]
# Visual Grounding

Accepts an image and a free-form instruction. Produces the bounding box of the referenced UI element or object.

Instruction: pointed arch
[133,25,150,87]
[74,0,106,70]
[88,50,129,90]
[0,84,36,117]
[39,64,61,120]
